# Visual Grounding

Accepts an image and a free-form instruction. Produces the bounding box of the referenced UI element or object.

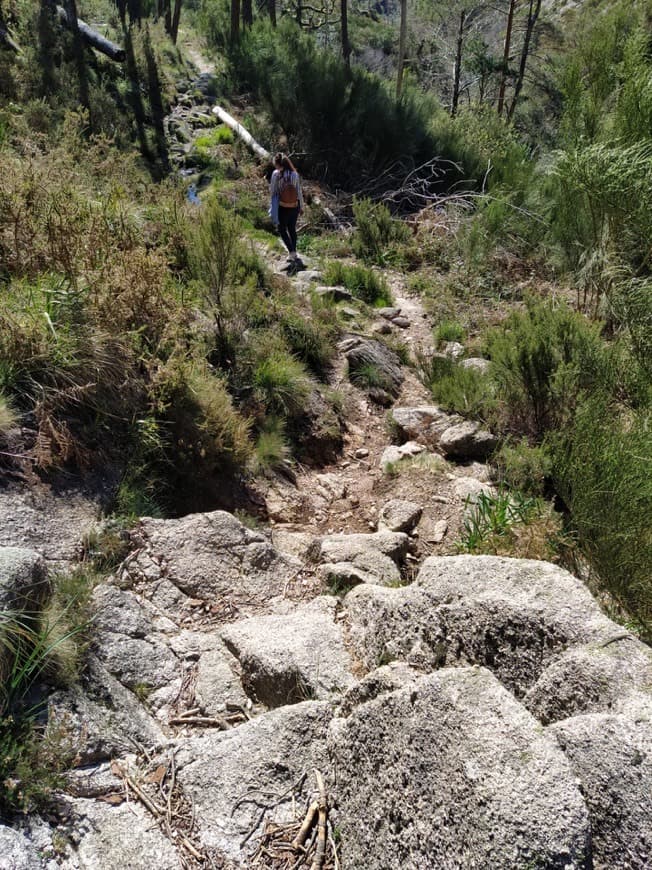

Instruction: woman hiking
[270,153,304,263]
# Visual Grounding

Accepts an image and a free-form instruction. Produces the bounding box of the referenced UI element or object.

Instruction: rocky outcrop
[390,405,458,447]
[121,510,300,612]
[0,547,50,613]
[549,713,652,869]
[524,635,652,724]
[319,530,409,587]
[0,823,51,870]
[221,597,354,707]
[330,666,591,869]
[416,555,619,697]
[345,582,446,671]
[62,796,184,869]
[48,656,166,766]
[176,701,332,865]
[438,420,498,460]
[342,337,404,405]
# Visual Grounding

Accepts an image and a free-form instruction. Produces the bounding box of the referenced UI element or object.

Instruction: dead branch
[310,770,327,870]
[291,800,320,851]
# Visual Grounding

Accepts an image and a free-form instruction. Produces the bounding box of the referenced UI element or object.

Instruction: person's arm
[270,169,279,196]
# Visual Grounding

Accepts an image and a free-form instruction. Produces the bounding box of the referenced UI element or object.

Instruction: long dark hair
[274,152,297,174]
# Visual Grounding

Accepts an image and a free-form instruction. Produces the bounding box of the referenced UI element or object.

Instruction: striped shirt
[270,168,304,210]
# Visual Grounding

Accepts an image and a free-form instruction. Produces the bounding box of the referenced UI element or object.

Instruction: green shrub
[228,18,463,192]
[485,299,603,439]
[434,320,466,345]
[153,357,252,479]
[352,197,410,264]
[549,394,652,634]
[416,352,493,420]
[322,261,391,306]
[492,440,552,497]
[458,489,566,562]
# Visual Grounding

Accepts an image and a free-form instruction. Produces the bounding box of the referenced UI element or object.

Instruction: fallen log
[55,5,125,61]
[0,25,20,53]
[212,104,270,161]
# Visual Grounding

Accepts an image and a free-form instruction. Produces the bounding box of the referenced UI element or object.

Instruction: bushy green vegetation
[0,113,341,513]
[224,18,465,192]
[0,564,97,814]
[421,298,651,633]
[322,261,392,307]
[458,489,568,564]
[351,197,411,264]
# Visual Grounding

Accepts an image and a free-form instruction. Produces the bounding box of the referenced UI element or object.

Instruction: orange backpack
[279,171,298,207]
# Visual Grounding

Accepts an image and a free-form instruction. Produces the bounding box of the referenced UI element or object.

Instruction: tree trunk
[341,0,350,70]
[230,0,240,43]
[64,0,90,112]
[451,9,466,117]
[396,0,407,98]
[242,0,252,27]
[55,5,125,61]
[497,0,516,117]
[268,0,276,26]
[507,0,541,121]
[170,0,182,43]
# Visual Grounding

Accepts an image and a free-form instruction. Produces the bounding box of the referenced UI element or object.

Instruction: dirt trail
[262,250,490,557]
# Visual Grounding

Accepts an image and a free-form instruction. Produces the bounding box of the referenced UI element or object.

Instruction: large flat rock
[122,510,300,611]
[549,713,652,869]
[415,555,619,697]
[330,666,590,869]
[221,597,354,707]
[176,701,332,865]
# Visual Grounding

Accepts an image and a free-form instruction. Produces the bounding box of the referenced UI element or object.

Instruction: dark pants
[278,205,299,253]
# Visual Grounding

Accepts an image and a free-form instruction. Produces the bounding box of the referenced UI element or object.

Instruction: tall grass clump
[322,261,392,306]
[0,565,94,814]
[0,394,17,435]
[252,350,313,418]
[416,352,493,420]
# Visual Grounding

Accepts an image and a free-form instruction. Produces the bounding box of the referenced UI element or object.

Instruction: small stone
[444,341,465,359]
[391,316,411,329]
[378,307,401,320]
[378,500,423,534]
[431,520,448,542]
[355,448,370,459]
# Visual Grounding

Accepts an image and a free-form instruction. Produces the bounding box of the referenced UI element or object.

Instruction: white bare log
[212,105,270,161]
